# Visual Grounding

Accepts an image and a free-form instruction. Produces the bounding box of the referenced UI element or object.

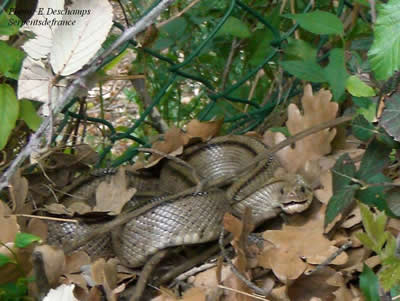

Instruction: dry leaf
[0,201,19,242]
[8,169,28,213]
[262,215,348,276]
[27,218,48,241]
[91,258,119,301]
[287,267,339,301]
[94,168,136,215]
[186,119,223,141]
[258,247,307,282]
[265,84,338,173]
[33,245,66,287]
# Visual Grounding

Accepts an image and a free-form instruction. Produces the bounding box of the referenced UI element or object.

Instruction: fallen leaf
[265,84,338,174]
[186,119,223,141]
[8,169,28,213]
[33,245,66,287]
[94,168,136,215]
[287,267,339,301]
[258,247,307,282]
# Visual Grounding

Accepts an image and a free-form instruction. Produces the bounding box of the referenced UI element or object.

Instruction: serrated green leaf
[325,154,358,226]
[346,75,376,97]
[0,84,19,150]
[14,233,41,248]
[381,232,397,260]
[352,114,376,141]
[0,11,20,35]
[0,253,12,267]
[386,187,400,216]
[357,139,391,180]
[19,100,42,131]
[284,10,343,35]
[356,232,380,253]
[323,48,348,100]
[0,41,25,79]
[356,173,391,212]
[381,94,400,142]
[217,17,251,38]
[368,0,400,80]
[358,203,388,253]
[360,264,380,301]
[379,259,400,290]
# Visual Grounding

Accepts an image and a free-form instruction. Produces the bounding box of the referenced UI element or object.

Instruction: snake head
[279,174,313,214]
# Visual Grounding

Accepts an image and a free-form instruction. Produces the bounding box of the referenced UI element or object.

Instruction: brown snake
[47,135,313,267]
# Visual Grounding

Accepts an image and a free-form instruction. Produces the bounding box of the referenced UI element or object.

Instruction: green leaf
[19,100,42,131]
[357,139,391,181]
[346,75,376,97]
[284,38,317,61]
[0,84,19,150]
[282,39,326,83]
[325,154,358,226]
[0,11,21,35]
[14,233,41,248]
[358,202,388,253]
[0,253,12,267]
[356,173,391,211]
[352,114,376,142]
[379,258,400,290]
[360,264,380,301]
[217,17,251,38]
[248,8,280,66]
[381,93,400,142]
[323,48,348,100]
[281,60,326,82]
[0,41,25,79]
[284,10,343,35]
[0,278,29,299]
[368,0,400,80]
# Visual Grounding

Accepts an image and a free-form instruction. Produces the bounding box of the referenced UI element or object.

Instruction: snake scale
[46,135,313,267]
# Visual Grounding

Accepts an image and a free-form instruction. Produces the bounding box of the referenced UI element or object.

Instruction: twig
[368,0,376,23]
[157,0,202,28]
[305,240,352,275]
[156,234,233,285]
[217,285,270,300]
[220,39,240,90]
[137,147,201,184]
[10,214,79,223]
[0,0,177,192]
[219,227,269,296]
[130,249,168,301]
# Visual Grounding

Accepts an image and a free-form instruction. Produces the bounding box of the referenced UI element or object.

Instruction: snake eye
[300,186,306,193]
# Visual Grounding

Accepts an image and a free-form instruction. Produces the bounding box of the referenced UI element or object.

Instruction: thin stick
[157,0,202,28]
[137,147,201,184]
[305,240,353,275]
[217,285,270,300]
[10,214,79,223]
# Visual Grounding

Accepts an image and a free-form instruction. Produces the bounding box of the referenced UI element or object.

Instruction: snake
[46,135,313,267]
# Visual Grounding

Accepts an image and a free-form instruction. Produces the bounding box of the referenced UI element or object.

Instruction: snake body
[47,135,313,267]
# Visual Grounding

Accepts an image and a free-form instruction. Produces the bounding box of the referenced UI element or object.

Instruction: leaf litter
[0,85,389,300]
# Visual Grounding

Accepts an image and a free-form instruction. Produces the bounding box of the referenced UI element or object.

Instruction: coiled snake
[47,135,313,267]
